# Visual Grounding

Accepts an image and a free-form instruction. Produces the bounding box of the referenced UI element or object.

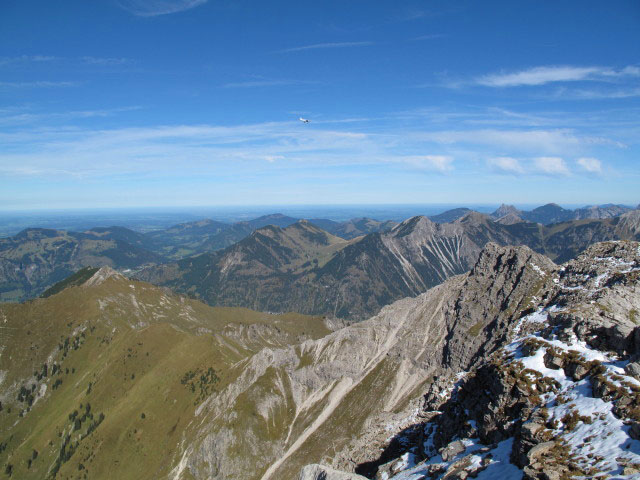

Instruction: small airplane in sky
[298,117,310,123]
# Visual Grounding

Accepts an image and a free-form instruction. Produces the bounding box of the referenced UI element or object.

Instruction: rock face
[299,241,640,480]
[138,211,639,320]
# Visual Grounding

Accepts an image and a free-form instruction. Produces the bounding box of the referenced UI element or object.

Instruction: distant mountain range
[1,204,638,306]
[0,213,398,302]
[137,210,640,320]
[489,202,634,225]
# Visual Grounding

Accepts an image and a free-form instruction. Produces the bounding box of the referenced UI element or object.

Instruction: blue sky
[1,0,639,210]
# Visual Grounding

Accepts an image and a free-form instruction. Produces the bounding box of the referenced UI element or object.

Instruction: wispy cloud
[560,87,640,100]
[222,78,315,88]
[0,55,133,68]
[415,129,595,154]
[487,157,524,174]
[81,56,130,66]
[0,55,57,66]
[476,65,640,87]
[0,81,80,88]
[274,41,374,54]
[0,106,142,126]
[576,157,602,174]
[116,0,207,17]
[406,155,453,172]
[534,156,570,175]
[412,34,447,41]
[0,109,625,183]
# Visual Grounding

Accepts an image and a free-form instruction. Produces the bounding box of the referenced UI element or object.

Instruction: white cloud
[564,87,640,100]
[576,157,602,173]
[116,0,207,16]
[274,42,374,54]
[401,155,453,172]
[0,106,142,126]
[416,129,586,154]
[487,157,524,174]
[222,79,316,88]
[476,65,640,87]
[0,81,79,88]
[534,157,570,175]
[81,56,130,66]
[413,34,446,41]
[0,55,57,66]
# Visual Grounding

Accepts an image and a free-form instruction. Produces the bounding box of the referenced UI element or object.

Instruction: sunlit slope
[0,268,329,480]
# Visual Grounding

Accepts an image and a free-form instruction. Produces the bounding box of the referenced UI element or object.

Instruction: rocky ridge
[303,241,640,480]
[165,242,562,479]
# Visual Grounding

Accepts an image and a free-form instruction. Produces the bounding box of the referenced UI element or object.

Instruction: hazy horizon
[0,201,636,238]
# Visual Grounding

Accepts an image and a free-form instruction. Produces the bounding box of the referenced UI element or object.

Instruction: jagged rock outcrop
[307,241,640,480]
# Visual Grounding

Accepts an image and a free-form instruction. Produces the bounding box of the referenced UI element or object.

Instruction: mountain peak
[491,203,520,218]
[534,202,564,211]
[287,219,326,233]
[15,227,63,239]
[83,266,123,287]
[455,211,491,224]
[429,208,473,224]
[391,215,434,237]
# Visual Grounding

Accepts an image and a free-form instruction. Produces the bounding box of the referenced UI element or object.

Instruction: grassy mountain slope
[0,268,328,480]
